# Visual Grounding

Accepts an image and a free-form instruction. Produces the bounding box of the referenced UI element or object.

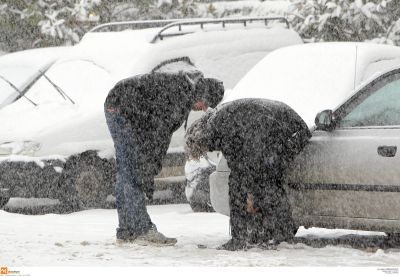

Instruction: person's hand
[192,101,208,111]
[246,194,259,214]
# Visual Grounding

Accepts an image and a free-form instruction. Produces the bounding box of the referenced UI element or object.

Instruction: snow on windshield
[0,59,114,156]
[0,66,38,106]
[0,47,70,108]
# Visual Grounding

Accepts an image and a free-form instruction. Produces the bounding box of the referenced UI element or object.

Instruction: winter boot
[133,225,177,247]
[216,238,247,251]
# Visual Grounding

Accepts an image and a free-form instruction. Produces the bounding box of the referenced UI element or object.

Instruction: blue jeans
[105,110,153,237]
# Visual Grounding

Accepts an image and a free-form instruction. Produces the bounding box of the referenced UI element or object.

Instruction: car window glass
[24,60,113,105]
[0,66,38,106]
[340,77,400,127]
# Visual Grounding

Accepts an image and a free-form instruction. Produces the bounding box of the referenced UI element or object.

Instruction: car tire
[0,188,10,209]
[57,150,110,210]
[387,233,400,244]
[185,165,216,213]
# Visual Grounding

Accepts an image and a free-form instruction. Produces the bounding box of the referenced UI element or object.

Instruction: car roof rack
[88,17,290,43]
[88,19,178,33]
[150,17,290,43]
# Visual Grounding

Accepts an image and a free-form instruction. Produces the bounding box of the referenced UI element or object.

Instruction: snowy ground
[1,204,400,267]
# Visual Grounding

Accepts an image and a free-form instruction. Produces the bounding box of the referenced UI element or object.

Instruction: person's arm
[185,109,217,160]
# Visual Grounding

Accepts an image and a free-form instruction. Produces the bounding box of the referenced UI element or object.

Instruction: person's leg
[217,168,249,250]
[258,153,296,244]
[105,111,152,239]
[237,159,274,246]
[229,171,248,240]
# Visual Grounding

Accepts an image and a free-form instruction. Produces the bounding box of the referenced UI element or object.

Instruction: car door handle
[377,146,397,157]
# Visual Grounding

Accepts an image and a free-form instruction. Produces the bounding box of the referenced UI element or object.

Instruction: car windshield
[23,59,112,106]
[0,66,39,107]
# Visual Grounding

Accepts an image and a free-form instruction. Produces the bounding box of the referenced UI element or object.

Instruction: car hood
[223,42,400,127]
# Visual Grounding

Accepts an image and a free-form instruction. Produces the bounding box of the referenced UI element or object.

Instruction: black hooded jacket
[186,98,311,190]
[204,98,310,160]
[186,98,311,242]
[105,72,199,179]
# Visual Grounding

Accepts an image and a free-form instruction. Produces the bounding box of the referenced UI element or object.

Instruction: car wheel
[58,151,110,210]
[0,188,10,209]
[185,164,216,213]
[387,233,400,244]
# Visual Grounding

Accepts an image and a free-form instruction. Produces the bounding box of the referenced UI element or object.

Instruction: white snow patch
[0,154,66,167]
[53,166,63,173]
[5,197,60,208]
[167,146,185,154]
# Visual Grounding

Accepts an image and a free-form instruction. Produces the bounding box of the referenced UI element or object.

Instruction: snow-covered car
[209,42,400,238]
[0,17,302,210]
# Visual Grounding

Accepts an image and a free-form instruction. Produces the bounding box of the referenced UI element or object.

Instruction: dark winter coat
[105,72,199,182]
[186,98,311,242]
[187,98,311,169]
[206,98,310,164]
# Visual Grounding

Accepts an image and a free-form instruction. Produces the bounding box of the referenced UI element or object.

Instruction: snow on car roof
[223,42,400,128]
[73,24,301,87]
[148,26,302,89]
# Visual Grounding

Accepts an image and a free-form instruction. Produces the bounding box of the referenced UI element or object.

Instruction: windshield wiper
[0,74,37,106]
[38,70,75,104]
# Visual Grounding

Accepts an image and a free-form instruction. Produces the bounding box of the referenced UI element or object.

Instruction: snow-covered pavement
[1,204,400,266]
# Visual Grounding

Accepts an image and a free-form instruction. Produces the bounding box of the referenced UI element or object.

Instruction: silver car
[209,42,400,238]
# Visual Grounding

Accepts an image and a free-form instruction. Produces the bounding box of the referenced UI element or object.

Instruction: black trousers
[227,155,296,244]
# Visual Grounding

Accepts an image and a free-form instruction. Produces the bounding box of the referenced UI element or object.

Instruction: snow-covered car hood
[223,42,400,127]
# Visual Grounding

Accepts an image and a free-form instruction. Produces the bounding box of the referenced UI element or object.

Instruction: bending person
[105,57,224,246]
[186,98,311,250]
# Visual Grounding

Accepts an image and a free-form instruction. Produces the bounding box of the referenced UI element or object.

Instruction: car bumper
[209,170,230,216]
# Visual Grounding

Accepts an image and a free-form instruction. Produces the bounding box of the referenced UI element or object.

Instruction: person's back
[105,72,197,186]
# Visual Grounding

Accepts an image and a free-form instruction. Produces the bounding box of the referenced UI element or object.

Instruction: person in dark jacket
[186,98,311,250]
[104,57,224,246]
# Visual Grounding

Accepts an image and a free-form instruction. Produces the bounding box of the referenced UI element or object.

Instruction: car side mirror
[315,110,335,131]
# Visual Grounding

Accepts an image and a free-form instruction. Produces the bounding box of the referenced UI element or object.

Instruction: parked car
[208,42,400,238]
[0,17,302,211]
